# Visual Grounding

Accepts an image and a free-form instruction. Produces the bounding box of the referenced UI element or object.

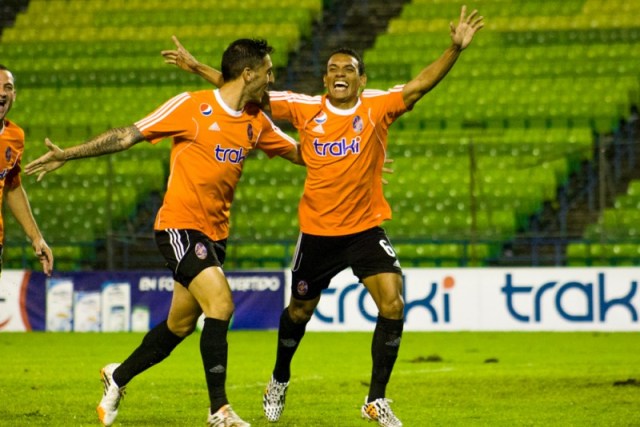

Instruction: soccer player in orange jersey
[166,6,484,427]
[0,65,53,277]
[26,39,302,427]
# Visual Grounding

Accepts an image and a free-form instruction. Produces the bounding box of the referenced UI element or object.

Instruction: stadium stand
[363,0,639,266]
[1,0,320,269]
[1,0,638,269]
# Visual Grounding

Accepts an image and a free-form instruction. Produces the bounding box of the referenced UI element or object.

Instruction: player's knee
[288,304,314,324]
[167,320,196,338]
[203,300,235,321]
[379,297,404,319]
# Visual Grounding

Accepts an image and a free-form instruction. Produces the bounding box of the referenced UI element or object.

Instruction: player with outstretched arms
[26,39,302,427]
[164,6,483,426]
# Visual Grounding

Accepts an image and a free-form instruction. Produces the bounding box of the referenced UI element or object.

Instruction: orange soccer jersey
[135,89,297,241]
[269,87,407,236]
[0,119,24,243]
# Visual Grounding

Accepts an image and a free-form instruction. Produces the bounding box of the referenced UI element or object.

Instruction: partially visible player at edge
[25,39,303,427]
[0,64,53,277]
[165,6,484,427]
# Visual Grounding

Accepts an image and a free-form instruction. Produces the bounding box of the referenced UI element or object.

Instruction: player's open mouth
[333,82,348,91]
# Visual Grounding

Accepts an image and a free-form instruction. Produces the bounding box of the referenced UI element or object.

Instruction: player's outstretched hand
[450,5,484,50]
[24,138,67,181]
[32,238,53,276]
[161,35,201,73]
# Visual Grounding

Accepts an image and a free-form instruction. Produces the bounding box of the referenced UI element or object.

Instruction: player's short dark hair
[221,39,274,81]
[327,47,365,75]
[0,64,15,83]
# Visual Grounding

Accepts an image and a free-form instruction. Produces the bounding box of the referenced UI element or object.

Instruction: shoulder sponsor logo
[200,103,213,116]
[314,112,327,124]
[5,147,11,162]
[247,123,254,141]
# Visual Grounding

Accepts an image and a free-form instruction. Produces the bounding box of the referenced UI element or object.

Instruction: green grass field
[0,331,638,426]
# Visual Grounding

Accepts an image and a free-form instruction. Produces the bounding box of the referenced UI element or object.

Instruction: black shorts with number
[155,229,227,287]
[290,226,402,300]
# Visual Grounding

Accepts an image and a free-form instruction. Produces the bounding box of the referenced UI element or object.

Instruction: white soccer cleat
[97,363,126,426]
[361,396,403,427]
[207,404,251,427]
[263,375,289,422]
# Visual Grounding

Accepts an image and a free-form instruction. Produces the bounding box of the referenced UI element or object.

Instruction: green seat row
[567,242,640,266]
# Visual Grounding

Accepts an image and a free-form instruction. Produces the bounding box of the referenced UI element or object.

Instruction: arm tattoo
[65,125,144,160]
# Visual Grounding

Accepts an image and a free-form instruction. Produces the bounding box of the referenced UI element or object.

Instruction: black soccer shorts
[155,229,227,287]
[290,226,402,300]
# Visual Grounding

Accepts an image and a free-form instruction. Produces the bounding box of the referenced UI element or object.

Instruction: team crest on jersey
[296,280,309,296]
[352,115,363,133]
[4,147,11,162]
[314,112,328,124]
[194,242,208,260]
[247,124,254,141]
[200,103,213,116]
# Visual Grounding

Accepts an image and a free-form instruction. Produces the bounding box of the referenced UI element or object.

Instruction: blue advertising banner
[4,270,284,332]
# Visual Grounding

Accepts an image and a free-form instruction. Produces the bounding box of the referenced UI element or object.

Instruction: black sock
[113,320,184,387]
[273,308,307,383]
[201,317,230,413]
[368,315,404,402]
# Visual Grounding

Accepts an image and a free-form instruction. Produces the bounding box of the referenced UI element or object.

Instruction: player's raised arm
[402,5,484,109]
[162,35,224,88]
[24,125,145,181]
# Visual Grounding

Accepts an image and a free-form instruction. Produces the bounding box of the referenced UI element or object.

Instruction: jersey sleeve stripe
[362,85,405,97]
[135,92,191,131]
[362,89,392,97]
[269,91,321,104]
[260,113,298,147]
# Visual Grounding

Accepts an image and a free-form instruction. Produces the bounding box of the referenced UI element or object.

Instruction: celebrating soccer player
[165,5,484,427]
[0,64,53,277]
[26,39,302,427]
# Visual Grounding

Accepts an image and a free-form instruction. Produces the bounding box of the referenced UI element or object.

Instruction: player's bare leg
[361,272,404,427]
[264,295,320,421]
[189,266,249,426]
[97,281,199,426]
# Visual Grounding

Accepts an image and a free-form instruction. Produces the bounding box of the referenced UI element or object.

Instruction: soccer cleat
[361,396,403,427]
[97,363,126,427]
[207,404,251,427]
[263,375,289,422]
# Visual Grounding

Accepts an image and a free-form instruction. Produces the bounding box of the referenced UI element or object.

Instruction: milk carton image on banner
[101,282,131,332]
[46,278,74,332]
[73,291,101,332]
